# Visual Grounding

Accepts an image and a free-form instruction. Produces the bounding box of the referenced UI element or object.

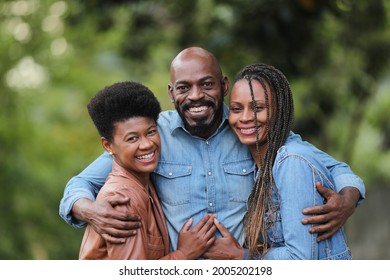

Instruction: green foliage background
[1,0,389,259]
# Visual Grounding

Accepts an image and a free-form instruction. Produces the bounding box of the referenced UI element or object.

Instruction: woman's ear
[101,137,113,155]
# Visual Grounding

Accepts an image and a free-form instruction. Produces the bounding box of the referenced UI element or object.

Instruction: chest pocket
[153,161,192,206]
[222,159,255,203]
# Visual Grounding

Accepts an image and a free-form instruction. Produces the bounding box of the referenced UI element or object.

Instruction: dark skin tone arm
[302,182,360,241]
[72,194,141,244]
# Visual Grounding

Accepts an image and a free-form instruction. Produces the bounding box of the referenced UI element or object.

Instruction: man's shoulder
[158,109,177,119]
[158,110,177,124]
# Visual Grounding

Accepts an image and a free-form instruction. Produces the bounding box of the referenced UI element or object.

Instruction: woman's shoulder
[278,132,316,160]
[98,176,149,208]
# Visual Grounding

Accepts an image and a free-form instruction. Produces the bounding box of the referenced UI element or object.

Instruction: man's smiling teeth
[189,106,208,113]
[136,152,154,160]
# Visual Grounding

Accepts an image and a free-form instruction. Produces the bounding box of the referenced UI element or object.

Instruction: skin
[70,47,360,245]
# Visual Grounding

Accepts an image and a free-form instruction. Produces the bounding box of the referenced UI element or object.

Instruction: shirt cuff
[333,174,366,206]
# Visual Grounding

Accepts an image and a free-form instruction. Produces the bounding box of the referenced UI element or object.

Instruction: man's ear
[222,76,230,97]
[168,84,174,102]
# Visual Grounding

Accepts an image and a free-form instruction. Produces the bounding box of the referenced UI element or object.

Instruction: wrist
[174,249,189,260]
[340,187,360,208]
[234,247,246,260]
[72,198,94,222]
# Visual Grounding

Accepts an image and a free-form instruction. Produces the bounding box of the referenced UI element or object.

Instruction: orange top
[79,161,185,260]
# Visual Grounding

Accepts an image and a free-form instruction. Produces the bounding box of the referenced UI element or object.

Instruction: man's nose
[187,85,205,100]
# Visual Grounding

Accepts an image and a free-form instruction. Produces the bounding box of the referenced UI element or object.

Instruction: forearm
[72,198,96,223]
[59,179,100,228]
[59,152,113,227]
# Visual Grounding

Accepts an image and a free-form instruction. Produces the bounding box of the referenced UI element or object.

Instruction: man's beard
[177,98,224,138]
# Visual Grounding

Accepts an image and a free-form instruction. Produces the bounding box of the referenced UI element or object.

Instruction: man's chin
[186,122,212,135]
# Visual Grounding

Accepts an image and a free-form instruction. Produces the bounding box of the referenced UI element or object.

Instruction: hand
[302,182,360,241]
[202,218,245,260]
[72,195,141,244]
[176,214,217,259]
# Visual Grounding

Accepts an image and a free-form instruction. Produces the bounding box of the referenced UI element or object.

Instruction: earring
[109,151,113,156]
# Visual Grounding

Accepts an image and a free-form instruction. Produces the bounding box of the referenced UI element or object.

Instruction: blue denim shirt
[245,132,364,260]
[59,107,365,253]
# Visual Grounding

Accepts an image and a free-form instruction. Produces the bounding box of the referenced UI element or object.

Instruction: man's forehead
[171,60,220,84]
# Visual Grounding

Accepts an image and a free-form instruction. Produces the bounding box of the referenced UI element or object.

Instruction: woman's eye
[127,137,138,142]
[230,106,241,112]
[256,106,265,111]
[147,129,157,136]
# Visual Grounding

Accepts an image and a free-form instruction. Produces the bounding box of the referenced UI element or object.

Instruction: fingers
[302,212,329,225]
[181,217,193,232]
[106,194,130,207]
[98,196,141,222]
[315,182,334,200]
[302,204,329,216]
[316,229,337,242]
[213,218,230,237]
[206,236,217,247]
[101,233,126,244]
[101,227,138,244]
[310,224,338,242]
[191,214,216,231]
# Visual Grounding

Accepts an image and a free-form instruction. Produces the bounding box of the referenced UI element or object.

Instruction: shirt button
[243,169,247,173]
[206,141,209,145]
[168,172,173,176]
[208,171,212,176]
[209,202,213,207]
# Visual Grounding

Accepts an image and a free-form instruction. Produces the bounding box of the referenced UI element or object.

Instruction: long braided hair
[234,63,294,258]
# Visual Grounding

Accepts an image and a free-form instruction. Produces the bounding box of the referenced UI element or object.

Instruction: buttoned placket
[204,139,215,213]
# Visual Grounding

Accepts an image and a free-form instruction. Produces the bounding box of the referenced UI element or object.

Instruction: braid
[234,63,294,258]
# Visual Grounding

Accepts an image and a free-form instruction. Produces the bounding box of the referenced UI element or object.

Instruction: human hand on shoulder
[73,194,141,244]
[302,182,360,241]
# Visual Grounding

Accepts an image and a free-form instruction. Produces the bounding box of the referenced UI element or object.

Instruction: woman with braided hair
[205,63,357,260]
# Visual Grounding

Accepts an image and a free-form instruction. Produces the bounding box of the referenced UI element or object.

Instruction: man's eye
[177,86,188,92]
[203,82,213,88]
